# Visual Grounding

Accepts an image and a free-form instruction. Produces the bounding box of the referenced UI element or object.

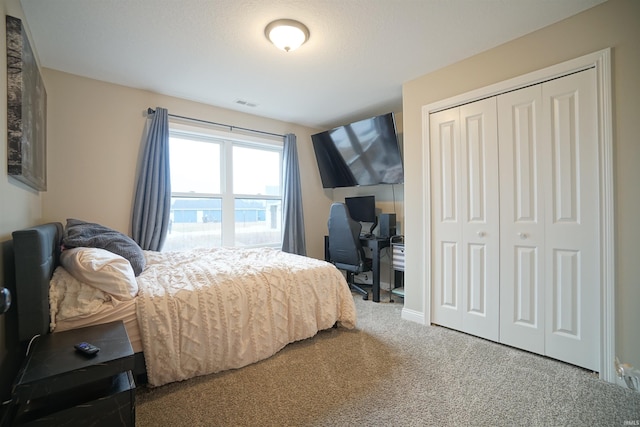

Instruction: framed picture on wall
[6,15,47,191]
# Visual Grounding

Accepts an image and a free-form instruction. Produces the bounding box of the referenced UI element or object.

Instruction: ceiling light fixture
[264,19,309,52]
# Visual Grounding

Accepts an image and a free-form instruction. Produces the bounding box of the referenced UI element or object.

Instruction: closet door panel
[440,241,459,307]
[460,99,499,341]
[552,249,580,335]
[543,68,599,371]
[430,108,463,329]
[498,85,545,354]
[514,247,539,324]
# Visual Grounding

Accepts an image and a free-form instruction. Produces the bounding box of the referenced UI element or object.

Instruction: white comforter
[136,248,356,386]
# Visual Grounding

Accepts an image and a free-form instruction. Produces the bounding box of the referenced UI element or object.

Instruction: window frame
[168,120,284,249]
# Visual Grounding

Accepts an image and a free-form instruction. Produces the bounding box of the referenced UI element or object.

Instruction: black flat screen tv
[312,113,403,188]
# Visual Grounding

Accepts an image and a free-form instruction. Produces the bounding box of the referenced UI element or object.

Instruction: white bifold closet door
[431,68,600,371]
[542,69,599,371]
[499,69,600,371]
[497,85,546,355]
[498,69,600,371]
[430,97,500,342]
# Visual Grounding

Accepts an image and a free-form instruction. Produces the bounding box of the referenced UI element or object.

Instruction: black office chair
[327,202,373,300]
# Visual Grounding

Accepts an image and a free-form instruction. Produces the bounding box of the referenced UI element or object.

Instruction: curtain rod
[147,108,285,138]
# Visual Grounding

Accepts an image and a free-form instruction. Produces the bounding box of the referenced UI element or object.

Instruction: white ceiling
[20,0,604,130]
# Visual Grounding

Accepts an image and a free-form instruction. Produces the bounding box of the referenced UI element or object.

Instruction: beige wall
[41,69,337,262]
[402,0,640,368]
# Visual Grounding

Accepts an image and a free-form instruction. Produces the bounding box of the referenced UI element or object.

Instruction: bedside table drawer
[13,371,135,426]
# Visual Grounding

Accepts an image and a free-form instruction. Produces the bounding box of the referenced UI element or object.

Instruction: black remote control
[74,342,100,356]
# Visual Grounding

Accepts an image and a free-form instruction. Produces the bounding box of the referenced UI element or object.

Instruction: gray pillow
[62,219,146,276]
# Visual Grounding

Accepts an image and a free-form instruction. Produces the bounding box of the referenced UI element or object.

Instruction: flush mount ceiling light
[264,19,309,52]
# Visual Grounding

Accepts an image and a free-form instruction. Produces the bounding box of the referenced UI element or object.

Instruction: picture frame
[6,15,47,191]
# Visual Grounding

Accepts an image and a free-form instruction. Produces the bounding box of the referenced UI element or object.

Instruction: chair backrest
[327,202,366,272]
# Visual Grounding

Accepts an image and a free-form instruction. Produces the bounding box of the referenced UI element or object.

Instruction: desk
[325,235,391,303]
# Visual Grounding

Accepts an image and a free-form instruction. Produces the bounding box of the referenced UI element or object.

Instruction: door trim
[417,48,614,382]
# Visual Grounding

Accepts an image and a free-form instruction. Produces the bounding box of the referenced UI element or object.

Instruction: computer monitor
[345,195,377,235]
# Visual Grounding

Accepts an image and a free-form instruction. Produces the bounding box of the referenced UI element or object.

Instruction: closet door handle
[518,232,528,240]
[477,231,486,237]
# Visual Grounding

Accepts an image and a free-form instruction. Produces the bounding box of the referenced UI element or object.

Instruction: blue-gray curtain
[132,107,171,251]
[281,133,307,256]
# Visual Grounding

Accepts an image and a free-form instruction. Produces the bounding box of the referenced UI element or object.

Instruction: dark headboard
[12,222,64,342]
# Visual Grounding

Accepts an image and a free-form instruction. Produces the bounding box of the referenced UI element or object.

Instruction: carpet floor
[135,293,640,426]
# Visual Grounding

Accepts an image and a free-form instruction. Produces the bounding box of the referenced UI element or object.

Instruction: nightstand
[11,321,135,426]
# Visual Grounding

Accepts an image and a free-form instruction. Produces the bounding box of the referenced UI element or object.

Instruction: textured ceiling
[20,0,604,130]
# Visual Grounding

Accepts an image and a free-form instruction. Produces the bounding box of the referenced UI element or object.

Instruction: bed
[12,221,357,387]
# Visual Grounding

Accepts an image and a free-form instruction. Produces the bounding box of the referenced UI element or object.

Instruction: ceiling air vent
[235,99,258,108]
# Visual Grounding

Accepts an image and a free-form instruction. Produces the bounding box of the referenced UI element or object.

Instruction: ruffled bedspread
[136,248,356,387]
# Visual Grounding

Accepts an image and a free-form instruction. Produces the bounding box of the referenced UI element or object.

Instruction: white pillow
[60,247,138,300]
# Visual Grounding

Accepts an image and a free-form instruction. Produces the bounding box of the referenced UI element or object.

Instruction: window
[164,126,283,251]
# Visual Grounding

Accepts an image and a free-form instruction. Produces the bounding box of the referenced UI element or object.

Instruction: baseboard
[401,307,425,324]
